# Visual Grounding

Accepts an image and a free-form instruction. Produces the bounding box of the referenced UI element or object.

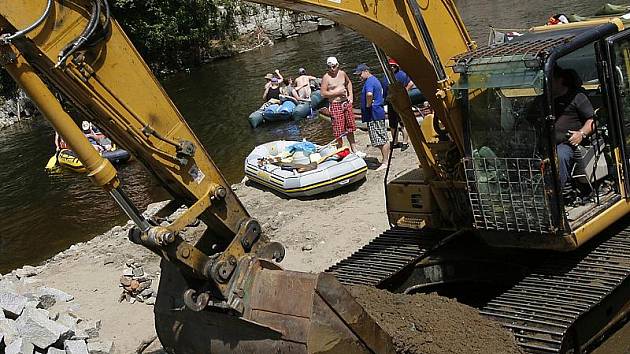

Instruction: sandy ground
[7,130,420,353]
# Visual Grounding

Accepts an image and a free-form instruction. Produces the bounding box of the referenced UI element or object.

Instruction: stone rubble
[119,260,157,305]
[0,272,113,354]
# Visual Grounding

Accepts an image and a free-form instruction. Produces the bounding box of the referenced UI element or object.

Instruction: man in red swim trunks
[320,56,365,158]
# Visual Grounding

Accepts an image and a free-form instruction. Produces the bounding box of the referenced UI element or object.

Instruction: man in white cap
[320,56,364,157]
[295,68,317,99]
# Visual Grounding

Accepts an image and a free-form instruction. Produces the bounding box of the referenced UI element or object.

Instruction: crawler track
[326,224,630,353]
[326,227,445,286]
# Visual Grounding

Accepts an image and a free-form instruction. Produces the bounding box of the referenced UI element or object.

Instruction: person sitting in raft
[263,77,282,103]
[54,131,68,151]
[90,123,113,151]
[295,68,318,99]
[81,120,104,152]
[280,77,301,103]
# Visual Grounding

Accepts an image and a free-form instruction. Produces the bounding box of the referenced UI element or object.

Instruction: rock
[76,320,100,339]
[16,307,73,349]
[302,244,313,251]
[38,295,56,310]
[64,339,89,354]
[47,348,66,354]
[0,290,27,318]
[14,265,40,279]
[111,226,123,235]
[0,318,19,343]
[129,280,140,291]
[122,268,133,277]
[145,297,156,305]
[132,267,144,277]
[318,18,335,27]
[56,313,80,330]
[5,337,35,354]
[139,288,153,298]
[0,279,17,292]
[36,287,74,303]
[87,339,114,354]
[119,276,132,287]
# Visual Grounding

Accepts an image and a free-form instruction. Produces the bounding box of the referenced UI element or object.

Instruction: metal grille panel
[464,157,553,234]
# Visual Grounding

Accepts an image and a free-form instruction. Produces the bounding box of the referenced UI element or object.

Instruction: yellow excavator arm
[0,0,475,352]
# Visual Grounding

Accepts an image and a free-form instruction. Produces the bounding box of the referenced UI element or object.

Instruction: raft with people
[248,89,327,128]
[46,121,131,172]
[244,139,367,197]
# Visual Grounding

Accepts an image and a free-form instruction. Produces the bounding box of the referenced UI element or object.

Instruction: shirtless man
[320,57,364,156]
[294,68,317,99]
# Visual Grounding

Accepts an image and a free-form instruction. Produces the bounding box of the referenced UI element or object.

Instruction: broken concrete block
[16,307,73,349]
[64,339,89,354]
[0,290,27,318]
[36,287,74,303]
[5,337,35,354]
[77,320,100,339]
[0,318,19,344]
[86,339,114,354]
[47,348,66,354]
[15,265,40,279]
[56,313,80,330]
[38,294,56,310]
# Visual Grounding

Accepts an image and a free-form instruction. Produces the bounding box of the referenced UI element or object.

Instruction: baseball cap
[353,63,370,75]
[264,73,274,80]
[326,57,339,67]
[387,58,399,66]
[81,121,90,130]
[298,68,306,75]
[271,77,279,84]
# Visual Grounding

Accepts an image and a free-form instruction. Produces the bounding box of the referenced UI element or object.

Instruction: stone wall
[231,3,335,40]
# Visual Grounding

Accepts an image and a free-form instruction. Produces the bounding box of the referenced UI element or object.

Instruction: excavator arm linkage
[0,0,472,352]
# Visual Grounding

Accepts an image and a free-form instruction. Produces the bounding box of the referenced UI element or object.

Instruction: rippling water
[0,0,619,272]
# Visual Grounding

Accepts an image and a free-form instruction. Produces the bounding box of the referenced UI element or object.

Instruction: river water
[0,0,619,272]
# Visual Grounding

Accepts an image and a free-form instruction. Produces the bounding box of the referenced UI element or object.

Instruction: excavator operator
[551,66,595,196]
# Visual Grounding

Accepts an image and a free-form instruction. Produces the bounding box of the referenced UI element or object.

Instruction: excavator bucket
[154,261,395,353]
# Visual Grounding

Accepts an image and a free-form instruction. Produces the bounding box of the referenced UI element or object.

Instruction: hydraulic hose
[86,0,112,47]
[57,0,102,67]
[2,0,53,43]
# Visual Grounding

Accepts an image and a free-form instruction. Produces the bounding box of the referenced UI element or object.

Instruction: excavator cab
[453,22,630,250]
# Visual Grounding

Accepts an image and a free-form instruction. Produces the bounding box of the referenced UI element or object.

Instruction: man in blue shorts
[354,63,390,171]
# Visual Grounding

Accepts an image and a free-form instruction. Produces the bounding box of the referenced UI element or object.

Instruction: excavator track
[326,224,630,354]
[479,222,630,353]
[326,228,446,286]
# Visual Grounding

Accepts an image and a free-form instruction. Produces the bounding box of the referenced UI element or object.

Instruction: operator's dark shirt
[554,90,594,144]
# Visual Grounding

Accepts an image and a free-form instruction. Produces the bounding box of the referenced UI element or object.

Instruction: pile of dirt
[349,286,524,354]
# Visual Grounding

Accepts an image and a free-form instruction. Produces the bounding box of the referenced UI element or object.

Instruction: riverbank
[0,129,522,353]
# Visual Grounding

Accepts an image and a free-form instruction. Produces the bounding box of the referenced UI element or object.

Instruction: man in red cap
[382,58,415,151]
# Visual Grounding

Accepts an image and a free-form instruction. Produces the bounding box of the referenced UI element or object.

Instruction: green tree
[111,0,238,73]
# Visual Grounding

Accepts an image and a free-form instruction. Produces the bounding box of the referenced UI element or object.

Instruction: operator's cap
[298,67,306,75]
[326,56,339,67]
[353,63,370,74]
[387,58,399,66]
[81,121,90,130]
[264,73,274,80]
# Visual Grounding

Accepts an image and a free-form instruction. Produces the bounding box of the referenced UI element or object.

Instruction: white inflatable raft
[245,140,368,197]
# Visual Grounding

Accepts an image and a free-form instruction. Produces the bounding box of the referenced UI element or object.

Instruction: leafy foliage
[111,0,238,73]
